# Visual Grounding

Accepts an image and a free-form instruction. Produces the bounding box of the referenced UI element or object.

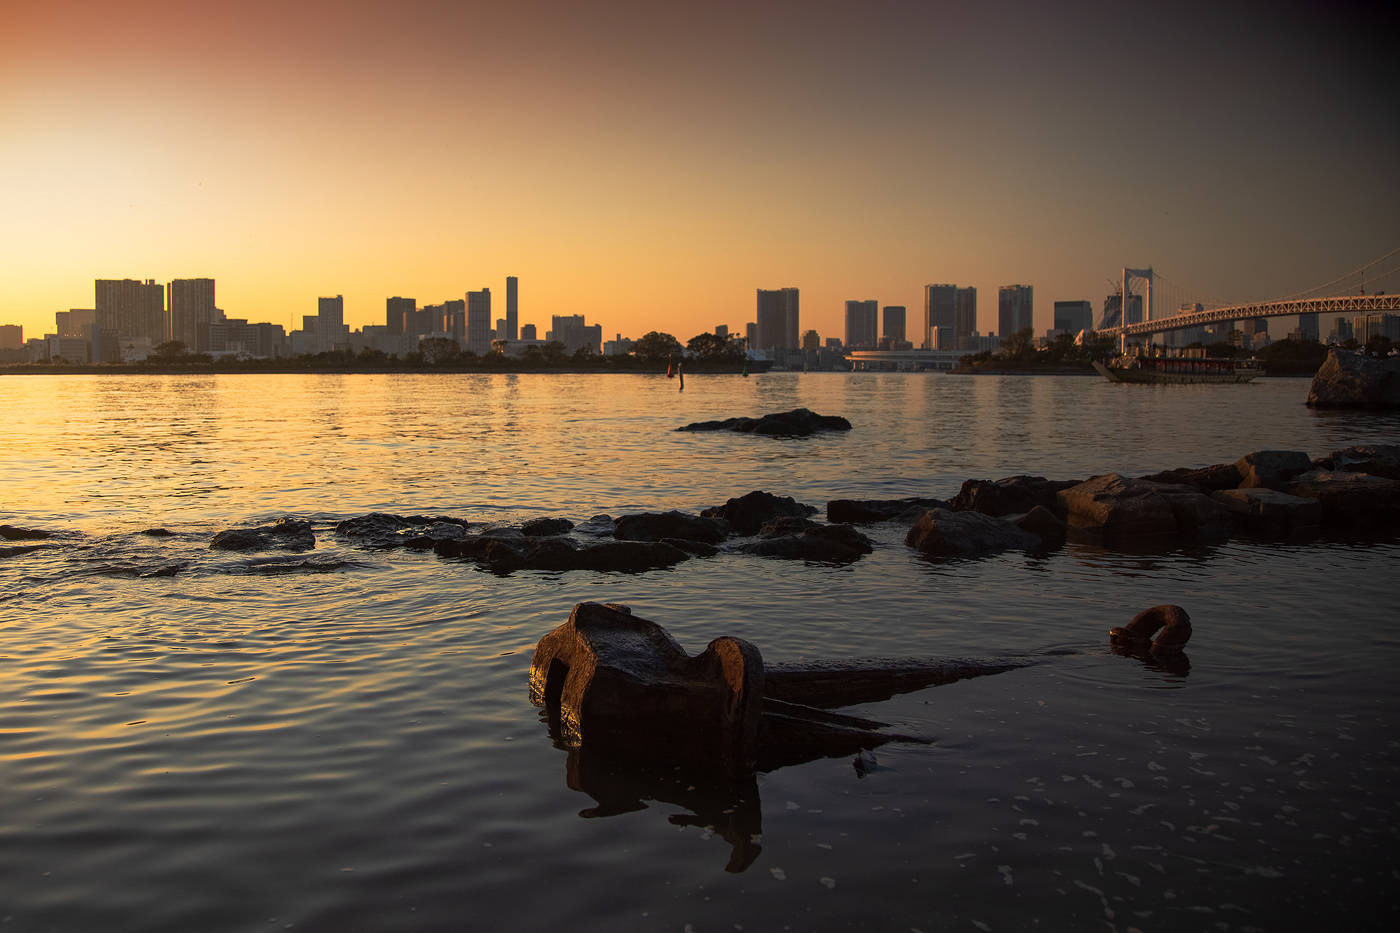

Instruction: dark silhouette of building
[505,276,519,341]
[923,285,956,349]
[386,297,415,335]
[756,288,799,351]
[96,278,165,343]
[844,300,878,349]
[882,306,906,343]
[1053,300,1093,336]
[998,285,1033,338]
[955,287,977,348]
[169,279,217,351]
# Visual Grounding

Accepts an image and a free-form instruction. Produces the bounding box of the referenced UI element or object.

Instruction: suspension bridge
[1094,246,1400,342]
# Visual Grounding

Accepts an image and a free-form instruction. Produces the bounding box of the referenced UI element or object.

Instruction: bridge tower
[1122,267,1154,324]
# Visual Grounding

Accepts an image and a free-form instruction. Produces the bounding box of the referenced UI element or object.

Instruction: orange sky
[2,0,1396,344]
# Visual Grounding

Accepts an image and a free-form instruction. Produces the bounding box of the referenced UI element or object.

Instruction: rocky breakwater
[676,407,852,437]
[427,490,873,574]
[1308,347,1400,409]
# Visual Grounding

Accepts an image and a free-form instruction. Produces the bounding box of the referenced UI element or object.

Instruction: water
[2,372,1398,932]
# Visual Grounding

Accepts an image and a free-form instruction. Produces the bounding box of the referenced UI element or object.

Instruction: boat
[1093,354,1259,384]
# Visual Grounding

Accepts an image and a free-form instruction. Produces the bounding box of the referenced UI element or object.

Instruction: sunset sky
[2,0,1396,345]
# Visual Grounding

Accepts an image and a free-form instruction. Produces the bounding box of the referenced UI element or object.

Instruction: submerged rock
[437,534,694,574]
[701,490,817,535]
[904,508,1041,556]
[1211,487,1322,530]
[211,518,316,552]
[1235,450,1314,490]
[613,510,728,544]
[0,525,52,541]
[737,523,873,563]
[1284,469,1400,526]
[1055,474,1179,541]
[950,476,1080,517]
[677,407,852,437]
[521,517,575,537]
[336,512,469,549]
[826,497,949,524]
[1138,462,1244,492]
[1330,443,1400,481]
[1307,348,1400,408]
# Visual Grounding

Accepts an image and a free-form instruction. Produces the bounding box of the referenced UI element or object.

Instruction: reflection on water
[2,372,1398,931]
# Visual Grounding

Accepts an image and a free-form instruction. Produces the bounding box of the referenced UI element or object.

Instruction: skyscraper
[955,287,977,347]
[998,285,1034,338]
[96,278,166,343]
[168,278,217,351]
[466,289,493,354]
[505,276,519,341]
[386,297,415,336]
[882,306,906,343]
[923,285,957,349]
[844,300,878,349]
[755,288,799,350]
[1053,300,1093,336]
[317,295,348,353]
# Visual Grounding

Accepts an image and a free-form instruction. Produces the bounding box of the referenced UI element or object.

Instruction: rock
[826,497,949,524]
[1013,505,1068,546]
[757,516,820,537]
[336,512,469,549]
[1284,469,1400,527]
[1330,443,1400,480]
[738,523,873,563]
[0,525,52,541]
[701,490,817,535]
[210,518,316,552]
[140,528,176,537]
[905,508,1040,556]
[1138,462,1243,492]
[438,535,693,573]
[1212,488,1322,530]
[530,602,766,772]
[1109,605,1192,650]
[677,407,852,437]
[2,544,52,559]
[1156,490,1232,540]
[575,515,616,537]
[661,537,720,557]
[950,476,1080,517]
[739,523,868,560]
[530,602,1026,775]
[1307,347,1400,408]
[1235,450,1314,490]
[521,517,575,536]
[1055,474,1178,541]
[614,510,728,544]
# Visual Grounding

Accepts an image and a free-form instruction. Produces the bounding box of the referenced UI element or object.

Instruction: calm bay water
[2,372,1398,932]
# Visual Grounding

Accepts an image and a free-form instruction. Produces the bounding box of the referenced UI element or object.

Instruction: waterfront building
[316,295,349,353]
[521,323,537,342]
[755,288,799,351]
[998,285,1034,338]
[923,285,956,350]
[802,329,820,351]
[96,278,166,344]
[467,289,493,355]
[955,288,977,349]
[746,322,757,349]
[386,297,415,336]
[604,334,635,356]
[882,306,906,344]
[844,300,878,349]
[0,324,22,349]
[505,276,519,341]
[1053,300,1093,337]
[55,310,96,340]
[715,324,729,340]
[168,279,217,351]
[549,314,602,355]
[89,326,120,363]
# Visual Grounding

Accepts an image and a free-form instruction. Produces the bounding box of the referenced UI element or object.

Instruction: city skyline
[2,2,1396,345]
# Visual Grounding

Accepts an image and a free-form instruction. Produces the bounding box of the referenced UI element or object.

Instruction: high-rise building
[1353,313,1400,343]
[386,297,415,336]
[882,306,906,343]
[715,324,729,339]
[923,285,957,349]
[955,287,977,347]
[96,278,165,343]
[168,279,217,351]
[0,324,21,349]
[998,285,1034,338]
[505,276,519,341]
[802,329,820,351]
[1052,300,1093,336]
[467,289,493,354]
[1296,312,1320,341]
[55,309,96,339]
[316,295,348,353]
[521,323,538,342]
[844,300,878,349]
[550,314,602,355]
[756,288,799,350]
